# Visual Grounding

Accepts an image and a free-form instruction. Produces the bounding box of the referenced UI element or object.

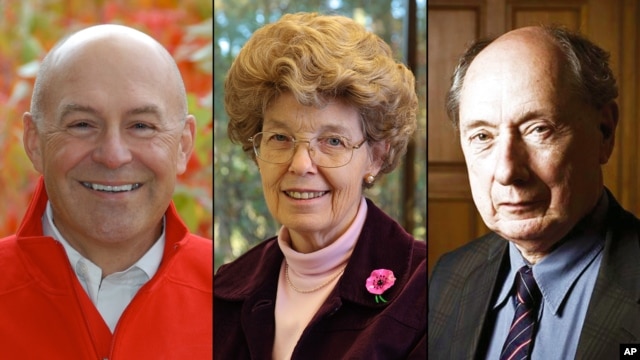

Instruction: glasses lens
[254,132,293,164]
[312,137,352,168]
[252,132,355,168]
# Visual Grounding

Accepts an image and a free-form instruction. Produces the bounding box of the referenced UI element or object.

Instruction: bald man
[0,24,212,358]
[429,25,640,359]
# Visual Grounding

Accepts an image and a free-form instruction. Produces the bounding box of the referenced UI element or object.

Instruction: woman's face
[258,93,382,253]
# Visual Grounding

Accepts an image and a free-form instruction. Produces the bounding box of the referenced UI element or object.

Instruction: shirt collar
[493,191,609,314]
[42,201,165,279]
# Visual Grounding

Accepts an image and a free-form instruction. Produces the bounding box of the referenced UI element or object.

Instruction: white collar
[42,201,165,280]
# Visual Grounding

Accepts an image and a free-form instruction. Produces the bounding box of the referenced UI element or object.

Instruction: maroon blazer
[214,199,426,359]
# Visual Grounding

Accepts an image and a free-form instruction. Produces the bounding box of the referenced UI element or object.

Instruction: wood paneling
[620,0,640,215]
[510,7,583,30]
[427,5,483,276]
[428,163,470,200]
[427,201,476,275]
[427,7,478,163]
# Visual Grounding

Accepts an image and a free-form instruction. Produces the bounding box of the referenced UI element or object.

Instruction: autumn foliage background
[0,0,213,238]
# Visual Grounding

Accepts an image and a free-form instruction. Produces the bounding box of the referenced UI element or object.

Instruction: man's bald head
[30,24,187,127]
[446,25,618,130]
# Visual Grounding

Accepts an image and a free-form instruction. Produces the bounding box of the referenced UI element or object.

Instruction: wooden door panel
[511,8,582,30]
[427,7,478,163]
[427,5,482,276]
[428,201,477,276]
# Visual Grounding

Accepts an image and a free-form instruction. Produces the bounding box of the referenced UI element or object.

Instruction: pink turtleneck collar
[272,196,368,359]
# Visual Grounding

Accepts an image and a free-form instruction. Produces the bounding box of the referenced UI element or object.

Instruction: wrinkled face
[458,32,615,246]
[24,36,194,247]
[259,92,381,252]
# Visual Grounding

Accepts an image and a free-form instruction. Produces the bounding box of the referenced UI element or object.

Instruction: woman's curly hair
[225,12,417,186]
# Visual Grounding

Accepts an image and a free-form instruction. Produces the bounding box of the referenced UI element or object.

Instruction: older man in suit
[428,25,640,359]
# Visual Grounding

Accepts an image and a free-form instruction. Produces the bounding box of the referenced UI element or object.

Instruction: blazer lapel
[452,234,508,359]
[576,198,640,359]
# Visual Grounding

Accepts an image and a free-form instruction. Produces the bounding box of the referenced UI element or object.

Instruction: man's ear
[599,101,618,164]
[176,114,196,175]
[23,112,44,174]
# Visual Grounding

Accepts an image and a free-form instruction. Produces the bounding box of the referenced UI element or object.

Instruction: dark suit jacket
[215,199,426,359]
[428,190,640,359]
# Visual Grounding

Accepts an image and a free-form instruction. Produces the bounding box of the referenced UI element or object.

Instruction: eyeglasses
[248,131,367,168]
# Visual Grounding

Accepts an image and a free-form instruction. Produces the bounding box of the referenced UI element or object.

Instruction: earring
[365,174,375,184]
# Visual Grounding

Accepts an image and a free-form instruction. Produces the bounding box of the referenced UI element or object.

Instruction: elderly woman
[214,12,426,359]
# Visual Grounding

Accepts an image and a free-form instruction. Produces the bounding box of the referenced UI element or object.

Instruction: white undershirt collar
[41,201,165,332]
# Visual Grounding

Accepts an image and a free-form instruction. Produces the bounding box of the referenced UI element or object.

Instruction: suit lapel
[452,234,508,359]
[576,198,640,359]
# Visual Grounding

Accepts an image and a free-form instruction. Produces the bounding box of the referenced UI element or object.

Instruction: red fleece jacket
[0,178,212,359]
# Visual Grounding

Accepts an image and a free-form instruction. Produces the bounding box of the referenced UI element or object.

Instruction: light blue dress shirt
[484,192,608,359]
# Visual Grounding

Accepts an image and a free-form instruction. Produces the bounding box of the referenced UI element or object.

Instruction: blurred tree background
[214,0,426,271]
[0,0,213,238]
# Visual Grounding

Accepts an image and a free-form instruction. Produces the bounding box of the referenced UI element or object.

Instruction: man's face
[458,31,615,248]
[24,36,194,248]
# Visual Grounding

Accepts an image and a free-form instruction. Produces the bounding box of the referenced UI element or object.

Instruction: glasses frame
[248,131,367,168]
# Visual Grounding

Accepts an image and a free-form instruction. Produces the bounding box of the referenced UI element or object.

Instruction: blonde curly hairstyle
[225,12,417,186]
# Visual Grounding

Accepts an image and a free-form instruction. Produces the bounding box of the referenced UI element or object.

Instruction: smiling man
[0,24,212,358]
[429,26,640,359]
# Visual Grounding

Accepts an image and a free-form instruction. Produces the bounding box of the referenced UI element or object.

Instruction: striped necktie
[499,265,541,360]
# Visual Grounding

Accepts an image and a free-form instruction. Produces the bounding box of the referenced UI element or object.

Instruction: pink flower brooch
[365,269,396,303]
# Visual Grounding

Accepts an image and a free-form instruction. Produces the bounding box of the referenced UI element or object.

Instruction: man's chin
[491,217,555,242]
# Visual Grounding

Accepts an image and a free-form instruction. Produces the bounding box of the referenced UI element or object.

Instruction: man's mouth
[81,182,142,193]
[284,191,328,200]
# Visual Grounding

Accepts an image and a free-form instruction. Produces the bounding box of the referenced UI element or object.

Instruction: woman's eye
[272,134,290,142]
[322,137,346,147]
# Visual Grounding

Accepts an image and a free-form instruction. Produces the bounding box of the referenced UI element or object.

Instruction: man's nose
[493,134,530,185]
[91,129,133,169]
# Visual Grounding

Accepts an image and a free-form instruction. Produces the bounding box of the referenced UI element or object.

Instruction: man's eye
[471,133,489,142]
[533,126,549,133]
[133,123,153,130]
[70,122,90,128]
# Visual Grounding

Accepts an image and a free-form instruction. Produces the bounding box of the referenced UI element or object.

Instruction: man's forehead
[473,28,566,73]
[459,33,571,127]
[463,34,566,99]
